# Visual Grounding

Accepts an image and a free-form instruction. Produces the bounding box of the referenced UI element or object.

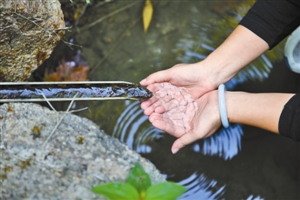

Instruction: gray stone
[0,103,165,199]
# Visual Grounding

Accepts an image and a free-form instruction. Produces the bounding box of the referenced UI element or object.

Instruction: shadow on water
[37,0,300,199]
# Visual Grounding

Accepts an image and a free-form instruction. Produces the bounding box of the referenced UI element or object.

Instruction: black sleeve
[239,0,300,49]
[279,94,300,142]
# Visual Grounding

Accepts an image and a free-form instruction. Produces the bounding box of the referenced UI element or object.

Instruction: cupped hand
[140,63,215,99]
[141,82,221,154]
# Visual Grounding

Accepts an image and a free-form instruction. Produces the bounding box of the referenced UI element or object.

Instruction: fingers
[140,63,190,86]
[171,133,199,154]
[149,113,186,138]
[140,70,171,86]
[141,97,165,115]
[141,83,176,115]
[142,97,184,116]
[143,104,163,116]
[140,96,158,110]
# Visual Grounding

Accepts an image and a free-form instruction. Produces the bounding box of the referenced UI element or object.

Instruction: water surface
[38,1,300,199]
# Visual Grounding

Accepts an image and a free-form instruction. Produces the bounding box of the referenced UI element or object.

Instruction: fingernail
[172,148,179,154]
[140,78,147,84]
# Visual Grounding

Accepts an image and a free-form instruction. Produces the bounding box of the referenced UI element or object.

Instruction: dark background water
[35,0,300,199]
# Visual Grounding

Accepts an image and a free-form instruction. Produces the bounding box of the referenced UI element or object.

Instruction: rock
[0,0,65,81]
[0,103,165,199]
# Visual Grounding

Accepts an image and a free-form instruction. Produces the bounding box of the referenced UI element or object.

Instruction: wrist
[200,56,238,90]
[194,61,222,91]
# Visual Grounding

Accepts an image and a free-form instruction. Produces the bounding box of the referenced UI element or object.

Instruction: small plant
[92,162,186,200]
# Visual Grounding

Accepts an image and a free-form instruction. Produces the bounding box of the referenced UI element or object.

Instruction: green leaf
[92,183,139,200]
[144,182,187,200]
[126,162,152,193]
[86,0,90,3]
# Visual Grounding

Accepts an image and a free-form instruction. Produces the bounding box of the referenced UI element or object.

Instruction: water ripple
[112,100,163,151]
[192,124,244,160]
[177,173,225,200]
[114,101,244,160]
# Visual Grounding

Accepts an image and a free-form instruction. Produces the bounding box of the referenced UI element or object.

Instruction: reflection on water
[179,172,261,200]
[192,124,243,160]
[113,101,243,160]
[113,101,268,199]
[246,195,264,200]
[113,100,246,198]
[41,0,299,199]
[113,100,163,150]
[178,173,225,200]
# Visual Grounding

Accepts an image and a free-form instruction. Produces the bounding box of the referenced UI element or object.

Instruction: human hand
[140,63,216,99]
[141,82,221,154]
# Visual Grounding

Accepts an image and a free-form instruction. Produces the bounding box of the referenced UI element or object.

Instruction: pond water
[37,0,300,199]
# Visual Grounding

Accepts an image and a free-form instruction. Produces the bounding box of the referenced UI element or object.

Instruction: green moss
[0,165,13,180]
[31,125,41,139]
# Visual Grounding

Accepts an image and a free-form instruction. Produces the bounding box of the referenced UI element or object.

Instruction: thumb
[171,133,198,154]
[140,70,171,86]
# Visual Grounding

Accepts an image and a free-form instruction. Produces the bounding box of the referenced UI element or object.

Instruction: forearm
[239,0,300,49]
[200,25,269,88]
[226,92,294,133]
